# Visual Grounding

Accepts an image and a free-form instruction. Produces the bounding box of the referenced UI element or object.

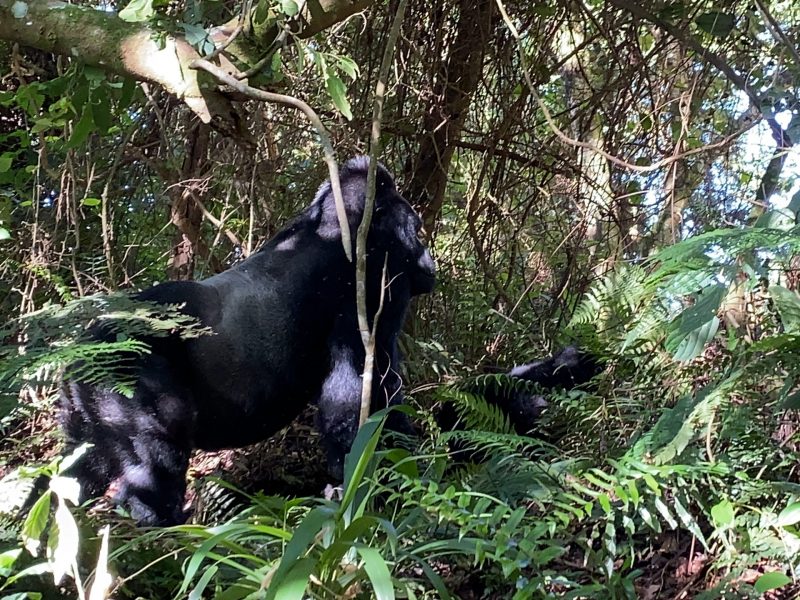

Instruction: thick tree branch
[191,58,352,261]
[0,0,375,128]
[0,0,232,124]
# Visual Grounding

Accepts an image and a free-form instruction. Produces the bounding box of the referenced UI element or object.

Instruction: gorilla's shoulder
[135,280,222,328]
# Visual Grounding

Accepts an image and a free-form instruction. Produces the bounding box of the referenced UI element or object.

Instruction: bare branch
[496,0,761,174]
[357,0,409,426]
[0,0,234,125]
[190,58,352,261]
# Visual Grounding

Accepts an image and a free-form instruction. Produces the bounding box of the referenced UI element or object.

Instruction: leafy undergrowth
[2,222,800,599]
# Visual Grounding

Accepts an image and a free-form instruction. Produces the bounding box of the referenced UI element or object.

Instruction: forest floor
[0,405,795,599]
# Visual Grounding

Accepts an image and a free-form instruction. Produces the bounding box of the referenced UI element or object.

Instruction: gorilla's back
[184,236,340,449]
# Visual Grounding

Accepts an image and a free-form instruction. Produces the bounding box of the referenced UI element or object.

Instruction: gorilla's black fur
[59,157,436,525]
[442,346,601,436]
[494,345,601,434]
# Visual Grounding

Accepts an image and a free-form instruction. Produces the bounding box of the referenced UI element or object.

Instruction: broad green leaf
[357,545,395,600]
[31,118,55,134]
[279,0,299,16]
[532,544,565,565]
[653,497,678,529]
[326,74,353,120]
[627,480,640,506]
[771,286,800,333]
[642,473,659,493]
[83,66,107,83]
[710,499,734,527]
[47,498,79,584]
[341,408,391,511]
[22,491,51,556]
[188,565,218,600]
[118,0,155,22]
[336,56,359,80]
[274,558,315,600]
[0,227,10,241]
[754,571,792,593]
[695,11,735,38]
[253,0,271,25]
[0,154,12,173]
[603,522,616,556]
[182,23,215,56]
[638,505,660,532]
[673,496,708,549]
[777,502,800,527]
[0,548,21,577]
[68,108,95,148]
[666,304,721,362]
[82,197,101,207]
[265,506,335,600]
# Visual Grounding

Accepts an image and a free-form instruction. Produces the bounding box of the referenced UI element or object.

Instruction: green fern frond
[0,293,211,417]
[438,386,515,434]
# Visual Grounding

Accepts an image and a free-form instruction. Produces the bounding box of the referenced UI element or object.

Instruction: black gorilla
[494,345,601,433]
[443,346,601,435]
[59,157,436,525]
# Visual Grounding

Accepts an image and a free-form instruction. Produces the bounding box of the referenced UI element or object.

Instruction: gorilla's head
[313,156,436,297]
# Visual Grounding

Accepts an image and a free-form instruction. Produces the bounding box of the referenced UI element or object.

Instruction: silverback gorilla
[59,157,436,525]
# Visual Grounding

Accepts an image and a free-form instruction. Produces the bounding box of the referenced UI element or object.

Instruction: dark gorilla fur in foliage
[59,157,436,525]
[441,346,601,436]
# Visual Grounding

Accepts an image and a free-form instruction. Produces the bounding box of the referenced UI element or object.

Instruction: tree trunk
[166,123,220,280]
[403,0,495,231]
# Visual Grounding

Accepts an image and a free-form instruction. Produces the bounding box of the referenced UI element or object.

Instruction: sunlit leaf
[777,502,800,527]
[357,545,395,600]
[754,571,792,593]
[188,565,219,600]
[118,0,155,22]
[326,74,353,120]
[22,491,51,556]
[771,286,800,333]
[47,497,79,584]
[666,285,725,361]
[710,499,734,527]
[336,56,360,80]
[88,526,113,600]
[279,0,299,16]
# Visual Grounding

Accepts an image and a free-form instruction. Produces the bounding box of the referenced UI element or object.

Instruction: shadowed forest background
[1,0,800,597]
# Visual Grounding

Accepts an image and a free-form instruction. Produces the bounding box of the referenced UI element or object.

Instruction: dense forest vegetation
[1,0,800,597]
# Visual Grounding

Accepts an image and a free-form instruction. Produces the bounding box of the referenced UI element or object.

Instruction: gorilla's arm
[316,315,412,479]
